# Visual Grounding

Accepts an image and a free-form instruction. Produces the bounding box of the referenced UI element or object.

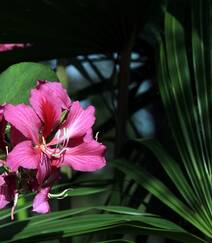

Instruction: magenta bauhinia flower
[0,173,16,210]
[0,105,7,152]
[31,167,61,214]
[0,43,29,52]
[32,187,51,214]
[0,106,17,213]
[4,81,106,213]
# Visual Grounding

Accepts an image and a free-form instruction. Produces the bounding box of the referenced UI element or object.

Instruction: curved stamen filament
[11,192,19,221]
[40,128,70,159]
[51,147,68,158]
[61,128,70,148]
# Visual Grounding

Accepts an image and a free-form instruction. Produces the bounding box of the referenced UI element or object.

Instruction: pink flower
[0,173,16,210]
[0,105,7,152]
[0,43,27,52]
[30,179,51,214]
[4,81,106,213]
[32,187,50,214]
[32,168,60,214]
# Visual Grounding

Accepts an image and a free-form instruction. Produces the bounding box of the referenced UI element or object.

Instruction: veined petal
[4,104,41,144]
[36,81,71,109]
[7,141,40,171]
[67,129,93,148]
[32,187,50,214]
[63,140,106,172]
[84,129,94,142]
[51,102,95,145]
[30,86,61,138]
[36,153,51,185]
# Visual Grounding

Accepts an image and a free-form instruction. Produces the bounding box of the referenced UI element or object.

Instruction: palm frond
[152,0,212,237]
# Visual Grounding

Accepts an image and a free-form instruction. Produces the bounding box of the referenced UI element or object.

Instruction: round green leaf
[0,62,58,104]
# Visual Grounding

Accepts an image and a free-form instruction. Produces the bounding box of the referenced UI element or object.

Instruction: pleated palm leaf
[145,0,212,239]
[113,0,212,241]
[157,0,212,237]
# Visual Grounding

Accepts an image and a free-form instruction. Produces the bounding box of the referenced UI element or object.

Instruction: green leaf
[155,0,212,237]
[135,139,212,235]
[0,184,110,224]
[96,206,154,216]
[110,159,207,241]
[66,187,109,197]
[97,240,135,243]
[0,62,58,104]
[0,207,205,243]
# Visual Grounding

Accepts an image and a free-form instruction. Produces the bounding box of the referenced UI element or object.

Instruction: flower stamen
[11,192,19,221]
[40,129,70,159]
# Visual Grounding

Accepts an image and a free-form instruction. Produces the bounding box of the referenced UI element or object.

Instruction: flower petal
[0,184,11,209]
[7,141,40,171]
[0,174,16,209]
[42,168,60,187]
[36,81,71,109]
[10,126,27,147]
[0,44,25,52]
[30,85,61,138]
[36,153,51,185]
[0,105,7,151]
[4,104,41,144]
[67,129,93,148]
[0,175,5,186]
[32,187,50,214]
[84,129,93,142]
[63,140,106,171]
[51,102,95,145]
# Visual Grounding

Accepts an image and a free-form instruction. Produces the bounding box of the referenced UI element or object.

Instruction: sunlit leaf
[0,62,58,104]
